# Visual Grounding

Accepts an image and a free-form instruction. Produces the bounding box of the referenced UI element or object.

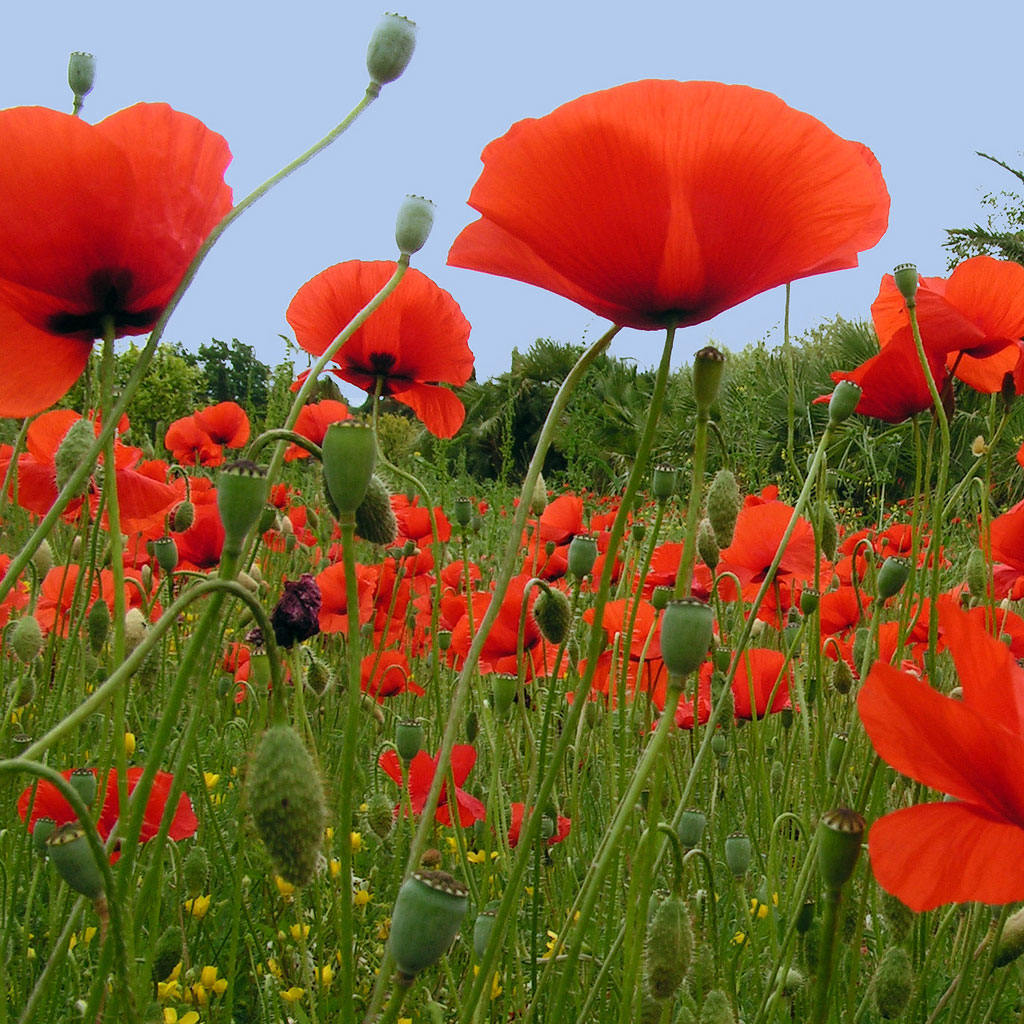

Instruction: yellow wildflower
[124,732,136,757]
[466,849,487,864]
[445,836,458,853]
[184,895,211,919]
[280,987,304,1003]
[69,926,97,950]
[203,772,220,790]
[320,964,334,988]
[275,876,295,898]
[350,831,363,854]
[329,859,341,879]
[290,923,311,942]
[163,1011,200,1024]
[731,931,747,945]
[354,889,371,908]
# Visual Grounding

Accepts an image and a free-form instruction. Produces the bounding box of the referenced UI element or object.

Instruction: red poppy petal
[945,256,1024,343]
[389,382,466,438]
[868,802,1024,911]
[449,745,477,787]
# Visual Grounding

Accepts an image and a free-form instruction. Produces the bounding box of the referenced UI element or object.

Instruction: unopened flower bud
[696,517,719,571]
[872,946,913,1018]
[172,500,195,532]
[706,469,740,548]
[354,475,398,545]
[366,13,417,87]
[533,587,571,644]
[644,893,692,1000]
[87,599,110,654]
[966,548,988,600]
[876,556,910,600]
[31,540,53,578]
[124,608,147,654]
[11,615,43,663]
[54,419,95,496]
[826,732,847,782]
[395,195,435,256]
[529,473,547,517]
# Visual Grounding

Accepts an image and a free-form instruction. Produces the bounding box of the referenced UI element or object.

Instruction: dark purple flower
[270,574,322,648]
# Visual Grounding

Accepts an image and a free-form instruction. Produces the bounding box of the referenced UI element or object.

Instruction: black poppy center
[48,268,161,337]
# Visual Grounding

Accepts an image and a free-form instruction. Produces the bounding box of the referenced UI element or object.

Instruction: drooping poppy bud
[533,587,571,645]
[172,500,195,532]
[322,422,377,516]
[86,601,110,655]
[47,824,105,899]
[660,598,714,680]
[818,504,839,561]
[366,13,417,88]
[270,575,322,649]
[366,791,395,839]
[872,946,913,1018]
[396,195,435,256]
[183,844,209,898]
[31,540,53,578]
[11,615,43,663]
[816,807,865,891]
[826,732,847,783]
[354,475,398,546]
[389,870,469,981]
[644,893,693,1000]
[705,469,740,547]
[965,548,988,600]
[529,472,547,516]
[217,461,269,553]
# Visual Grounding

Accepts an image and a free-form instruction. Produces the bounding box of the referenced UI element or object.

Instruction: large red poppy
[378,746,485,828]
[448,80,888,330]
[287,261,474,438]
[858,599,1024,910]
[0,103,232,416]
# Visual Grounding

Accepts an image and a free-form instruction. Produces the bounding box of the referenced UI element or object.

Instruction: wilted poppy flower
[270,574,322,648]
[858,599,1024,910]
[287,261,474,438]
[378,745,485,827]
[448,80,888,330]
[18,767,197,855]
[0,103,232,416]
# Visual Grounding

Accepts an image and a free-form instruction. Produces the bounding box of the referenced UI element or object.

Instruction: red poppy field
[5,19,1024,1024]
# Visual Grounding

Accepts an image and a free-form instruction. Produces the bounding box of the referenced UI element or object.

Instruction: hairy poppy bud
[395,718,424,761]
[529,472,547,516]
[696,518,719,571]
[68,52,95,101]
[966,547,988,600]
[248,725,327,886]
[567,534,598,579]
[183,844,209,898]
[172,500,195,533]
[86,600,110,654]
[876,556,910,600]
[218,461,269,553]
[693,346,725,416]
[826,732,847,782]
[660,598,714,680]
[366,13,417,88]
[818,504,839,561]
[270,575,322,648]
[124,608,147,654]
[644,893,693,1000]
[652,464,678,500]
[153,536,178,574]
[828,380,863,424]
[676,808,706,849]
[396,195,435,256]
[389,870,468,980]
[54,419,94,496]
[152,926,183,985]
[355,475,398,546]
[893,263,919,304]
[305,654,333,697]
[47,824,105,899]
[323,422,376,516]
[11,615,43,663]
[533,587,571,644]
[994,904,1024,967]
[31,539,53,578]
[366,791,395,839]
[724,832,751,877]
[816,808,865,891]
[881,891,914,943]
[796,899,815,934]
[700,989,737,1024]
[705,469,740,548]
[872,946,913,1018]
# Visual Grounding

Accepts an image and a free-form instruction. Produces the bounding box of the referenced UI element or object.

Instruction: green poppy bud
[68,51,95,101]
[217,461,269,554]
[966,547,988,601]
[465,708,479,744]
[153,536,178,574]
[31,539,53,578]
[676,808,706,850]
[183,844,209,898]
[644,893,693,1000]
[248,725,326,886]
[818,504,839,561]
[993,904,1024,966]
[366,13,417,88]
[872,946,913,1018]
[876,556,910,600]
[529,472,547,517]
[86,600,110,655]
[796,899,815,934]
[660,598,714,681]
[696,518,719,571]
[831,657,854,696]
[354,475,398,545]
[323,421,377,516]
[568,534,598,579]
[11,615,43,663]
[395,718,424,761]
[533,587,571,644]
[828,380,863,424]
[389,870,468,980]
[124,608,148,655]
[396,195,435,256]
[881,891,914,943]
[816,808,865,891]
[699,988,737,1024]
[47,824,105,900]
[705,469,740,548]
[152,926,183,985]
[172,500,195,532]
[826,732,847,783]
[652,464,679,500]
[54,418,94,496]
[693,346,725,416]
[724,832,751,877]
[892,263,919,304]
[366,791,395,839]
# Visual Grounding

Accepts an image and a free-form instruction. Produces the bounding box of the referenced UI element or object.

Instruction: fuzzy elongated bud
[826,732,847,782]
[152,926,183,985]
[693,347,725,416]
[248,725,327,886]
[881,891,914,943]
[87,600,110,654]
[533,587,571,644]
[367,13,417,87]
[706,470,740,548]
[567,534,598,579]
[816,808,865,891]
[323,422,376,516]
[31,540,53,578]
[218,461,269,553]
[873,946,913,1017]
[966,547,988,600]
[183,844,209,898]
[644,893,693,1000]
[354,475,398,545]
[696,518,719,571]
[893,263,919,304]
[68,52,95,100]
[699,989,737,1024]
[828,380,863,424]
[660,599,714,680]
[396,195,435,256]
[124,608,148,654]
[529,472,547,516]
[47,824,105,899]
[54,419,94,495]
[389,869,468,979]
[366,791,395,839]
[818,504,839,561]
[11,615,43,663]
[172,500,195,532]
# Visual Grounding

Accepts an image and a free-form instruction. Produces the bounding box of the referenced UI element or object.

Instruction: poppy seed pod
[396,195,435,256]
[660,598,714,681]
[676,808,706,849]
[32,816,56,856]
[366,13,417,87]
[705,469,740,548]
[67,51,95,100]
[567,534,598,579]
[395,718,424,762]
[68,768,97,808]
[724,832,752,877]
[828,380,863,424]
[322,421,377,516]
[217,461,269,553]
[693,346,725,415]
[491,674,517,719]
[893,263,919,304]
[153,536,179,574]
[816,807,865,891]
[389,870,468,980]
[876,556,910,600]
[652,464,679,500]
[454,496,473,527]
[651,585,671,611]
[46,824,105,900]
[473,901,500,958]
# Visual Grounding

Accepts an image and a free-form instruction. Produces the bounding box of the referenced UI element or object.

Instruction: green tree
[190,338,271,421]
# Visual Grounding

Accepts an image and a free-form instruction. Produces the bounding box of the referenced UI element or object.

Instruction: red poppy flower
[730,649,791,718]
[287,261,474,438]
[0,103,232,416]
[361,650,425,701]
[285,400,350,460]
[448,80,888,330]
[18,767,197,855]
[172,501,225,571]
[378,746,485,827]
[508,803,571,848]
[315,561,377,635]
[858,599,1024,910]
[195,401,249,448]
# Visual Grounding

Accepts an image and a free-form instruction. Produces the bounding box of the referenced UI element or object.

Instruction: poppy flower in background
[285,400,350,460]
[448,80,888,330]
[508,802,571,848]
[287,261,474,438]
[0,103,232,416]
[18,767,198,855]
[858,599,1024,910]
[361,650,425,701]
[378,745,485,827]
[165,414,224,467]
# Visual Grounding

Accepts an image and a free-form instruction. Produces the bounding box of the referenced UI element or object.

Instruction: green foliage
[189,337,272,421]
[945,152,1024,267]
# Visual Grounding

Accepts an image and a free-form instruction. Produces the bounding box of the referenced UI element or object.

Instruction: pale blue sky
[3,1,1022,392]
